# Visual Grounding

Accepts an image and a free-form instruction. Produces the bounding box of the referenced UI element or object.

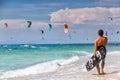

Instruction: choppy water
[0,44,120,79]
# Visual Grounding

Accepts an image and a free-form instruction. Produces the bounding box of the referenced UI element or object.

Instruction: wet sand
[7,61,120,80]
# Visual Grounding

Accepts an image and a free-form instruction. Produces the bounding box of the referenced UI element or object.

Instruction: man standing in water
[94,29,108,75]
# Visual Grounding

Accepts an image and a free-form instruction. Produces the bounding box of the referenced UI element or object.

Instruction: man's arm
[105,37,108,44]
[93,39,97,60]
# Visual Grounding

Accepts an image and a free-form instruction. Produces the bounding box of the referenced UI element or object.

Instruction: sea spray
[0,56,79,79]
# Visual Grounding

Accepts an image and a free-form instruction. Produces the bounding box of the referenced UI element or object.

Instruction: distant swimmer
[108,17,113,21]
[4,23,8,28]
[93,29,108,75]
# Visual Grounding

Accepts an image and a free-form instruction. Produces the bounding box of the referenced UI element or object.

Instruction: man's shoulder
[95,37,100,40]
[94,38,99,42]
[95,37,104,42]
[105,37,108,39]
[103,36,108,40]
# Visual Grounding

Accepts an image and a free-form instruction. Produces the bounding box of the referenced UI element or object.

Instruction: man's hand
[93,57,96,61]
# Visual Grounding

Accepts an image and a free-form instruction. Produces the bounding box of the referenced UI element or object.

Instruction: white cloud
[50,7,120,25]
[1,7,120,30]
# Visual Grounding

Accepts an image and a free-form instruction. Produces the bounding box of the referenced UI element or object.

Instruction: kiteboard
[86,46,106,71]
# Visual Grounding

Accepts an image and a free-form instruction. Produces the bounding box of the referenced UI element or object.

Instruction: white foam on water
[0,56,79,79]
[72,50,91,55]
[22,44,36,48]
[106,51,120,68]
[107,51,120,55]
[58,56,79,65]
[1,50,120,80]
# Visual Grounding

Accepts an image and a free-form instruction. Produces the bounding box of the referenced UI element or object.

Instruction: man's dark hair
[98,29,104,36]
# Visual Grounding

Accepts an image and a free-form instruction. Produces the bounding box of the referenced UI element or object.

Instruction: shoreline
[5,61,120,80]
[7,67,120,80]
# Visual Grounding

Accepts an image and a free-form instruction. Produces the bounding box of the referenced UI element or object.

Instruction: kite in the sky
[4,23,8,28]
[117,31,119,34]
[40,30,44,39]
[27,21,32,28]
[41,30,44,34]
[48,24,53,31]
[64,23,68,33]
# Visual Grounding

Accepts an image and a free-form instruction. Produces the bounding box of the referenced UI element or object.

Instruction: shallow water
[0,44,120,79]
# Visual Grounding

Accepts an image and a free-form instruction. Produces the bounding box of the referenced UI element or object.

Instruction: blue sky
[0,0,120,44]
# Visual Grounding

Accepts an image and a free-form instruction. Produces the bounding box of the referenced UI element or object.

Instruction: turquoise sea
[0,44,120,79]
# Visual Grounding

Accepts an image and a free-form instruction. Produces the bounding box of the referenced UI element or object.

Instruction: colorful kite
[27,21,32,28]
[41,30,44,34]
[48,24,52,31]
[64,23,68,33]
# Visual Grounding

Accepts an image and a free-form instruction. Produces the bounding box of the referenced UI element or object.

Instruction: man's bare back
[95,36,107,47]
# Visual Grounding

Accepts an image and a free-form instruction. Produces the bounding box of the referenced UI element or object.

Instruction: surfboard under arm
[86,46,106,71]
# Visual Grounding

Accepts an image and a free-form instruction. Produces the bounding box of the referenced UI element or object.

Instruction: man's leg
[101,62,105,74]
[96,64,100,75]
[101,59,105,74]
